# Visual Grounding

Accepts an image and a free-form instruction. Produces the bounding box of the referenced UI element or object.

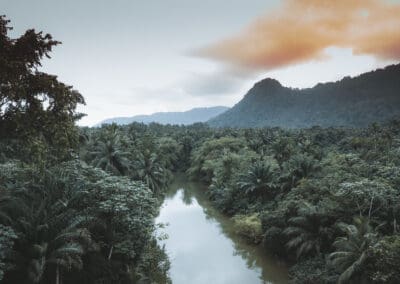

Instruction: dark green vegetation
[0,17,171,284]
[186,123,400,283]
[209,65,400,128]
[2,15,400,284]
[98,106,229,126]
[84,120,400,283]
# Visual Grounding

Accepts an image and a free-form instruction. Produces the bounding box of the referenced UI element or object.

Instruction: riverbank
[157,174,288,284]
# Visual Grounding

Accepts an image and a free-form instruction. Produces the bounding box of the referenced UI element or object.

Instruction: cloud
[194,0,400,71]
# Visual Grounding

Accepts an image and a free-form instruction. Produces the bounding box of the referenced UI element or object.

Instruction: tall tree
[0,16,85,161]
[133,150,167,194]
[238,161,278,199]
[0,170,92,284]
[88,128,129,176]
[329,217,377,283]
[284,203,333,259]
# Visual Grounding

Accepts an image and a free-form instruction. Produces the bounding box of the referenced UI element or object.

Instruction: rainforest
[2,2,400,283]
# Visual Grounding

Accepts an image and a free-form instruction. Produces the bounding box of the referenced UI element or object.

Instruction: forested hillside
[209,64,400,128]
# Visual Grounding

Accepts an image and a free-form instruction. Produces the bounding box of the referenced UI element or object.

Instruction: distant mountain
[208,64,400,128]
[98,106,229,126]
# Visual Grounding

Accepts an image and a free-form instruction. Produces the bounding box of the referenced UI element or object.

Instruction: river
[156,174,288,284]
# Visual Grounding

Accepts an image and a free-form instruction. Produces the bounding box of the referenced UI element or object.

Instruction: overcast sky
[3,0,399,125]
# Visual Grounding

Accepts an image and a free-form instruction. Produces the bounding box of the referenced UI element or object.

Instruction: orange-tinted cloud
[195,0,400,71]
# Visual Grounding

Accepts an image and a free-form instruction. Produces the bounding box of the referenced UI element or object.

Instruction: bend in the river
[156,174,288,284]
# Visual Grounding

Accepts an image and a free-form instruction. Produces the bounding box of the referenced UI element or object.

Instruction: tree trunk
[368,196,374,219]
[108,245,114,260]
[56,264,59,284]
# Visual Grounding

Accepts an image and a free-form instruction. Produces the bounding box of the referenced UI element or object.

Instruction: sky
[3,0,400,126]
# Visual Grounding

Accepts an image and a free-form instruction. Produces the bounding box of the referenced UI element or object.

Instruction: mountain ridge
[208,64,400,128]
[98,106,229,126]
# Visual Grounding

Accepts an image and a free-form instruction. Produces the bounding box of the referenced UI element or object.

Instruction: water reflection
[157,175,288,284]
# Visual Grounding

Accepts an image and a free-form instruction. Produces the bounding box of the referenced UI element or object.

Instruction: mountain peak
[209,63,400,128]
[253,78,283,90]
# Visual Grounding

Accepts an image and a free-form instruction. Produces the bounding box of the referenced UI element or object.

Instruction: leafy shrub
[365,235,400,283]
[288,256,338,284]
[232,213,263,244]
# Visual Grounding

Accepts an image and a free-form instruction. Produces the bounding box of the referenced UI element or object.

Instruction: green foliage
[188,136,247,183]
[280,153,320,190]
[177,121,400,281]
[157,137,182,171]
[271,136,294,166]
[284,203,334,259]
[0,225,17,281]
[0,16,85,162]
[0,165,94,283]
[288,256,338,284]
[134,239,171,284]
[3,116,400,283]
[88,127,129,175]
[81,124,179,195]
[329,217,377,283]
[0,160,169,283]
[365,235,400,283]
[238,160,278,199]
[133,150,169,194]
[1,19,400,282]
[232,213,263,244]
[335,179,397,220]
[263,226,286,257]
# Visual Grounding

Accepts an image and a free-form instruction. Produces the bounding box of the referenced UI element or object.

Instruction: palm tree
[283,203,332,258]
[89,130,129,175]
[157,137,180,171]
[281,153,319,190]
[329,217,377,283]
[1,173,93,284]
[238,161,277,199]
[24,222,91,284]
[133,150,168,194]
[272,137,294,166]
[212,150,242,185]
[0,224,17,281]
